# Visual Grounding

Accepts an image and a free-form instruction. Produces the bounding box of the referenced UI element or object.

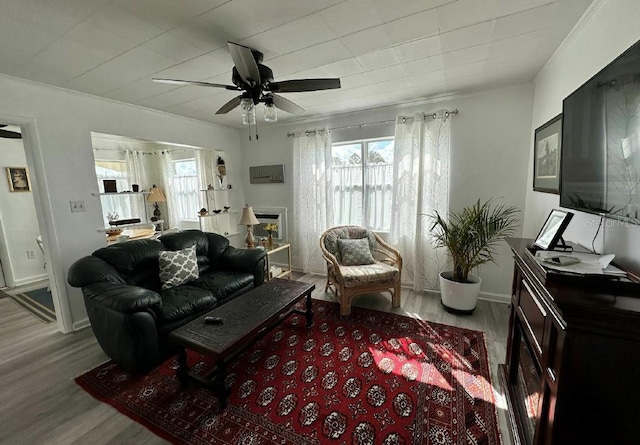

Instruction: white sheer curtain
[390,111,450,291]
[332,164,363,226]
[125,149,148,219]
[292,127,334,273]
[364,163,393,230]
[157,151,178,229]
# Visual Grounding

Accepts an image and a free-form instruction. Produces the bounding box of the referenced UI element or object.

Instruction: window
[332,138,394,231]
[95,160,132,222]
[172,159,199,220]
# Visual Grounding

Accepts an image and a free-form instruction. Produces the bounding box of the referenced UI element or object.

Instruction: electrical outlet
[27,250,36,260]
[70,200,86,213]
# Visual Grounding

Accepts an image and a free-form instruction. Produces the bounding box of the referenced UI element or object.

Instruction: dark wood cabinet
[501,239,640,445]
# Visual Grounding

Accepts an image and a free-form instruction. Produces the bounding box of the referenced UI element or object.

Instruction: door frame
[0,112,71,333]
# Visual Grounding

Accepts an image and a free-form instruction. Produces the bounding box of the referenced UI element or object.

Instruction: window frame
[331,136,395,231]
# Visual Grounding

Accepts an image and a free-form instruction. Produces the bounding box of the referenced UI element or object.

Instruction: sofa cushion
[158,285,217,324]
[337,238,375,266]
[193,271,254,305]
[159,245,199,290]
[93,239,163,288]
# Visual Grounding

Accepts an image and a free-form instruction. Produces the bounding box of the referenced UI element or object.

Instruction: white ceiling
[0,0,594,128]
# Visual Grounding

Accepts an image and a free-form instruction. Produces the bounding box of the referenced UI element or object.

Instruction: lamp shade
[238,205,260,226]
[147,185,166,203]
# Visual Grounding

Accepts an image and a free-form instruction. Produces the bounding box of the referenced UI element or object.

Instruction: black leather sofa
[68,230,266,373]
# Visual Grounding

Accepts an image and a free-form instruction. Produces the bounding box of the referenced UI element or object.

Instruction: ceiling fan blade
[228,42,261,85]
[272,94,304,115]
[152,78,240,90]
[0,129,22,139]
[269,78,341,93]
[216,95,244,114]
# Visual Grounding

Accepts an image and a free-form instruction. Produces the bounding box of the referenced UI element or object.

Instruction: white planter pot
[439,271,482,313]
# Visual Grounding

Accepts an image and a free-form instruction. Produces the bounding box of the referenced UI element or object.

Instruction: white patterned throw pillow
[159,245,199,290]
[337,238,375,266]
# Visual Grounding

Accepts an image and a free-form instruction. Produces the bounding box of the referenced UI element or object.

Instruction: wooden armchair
[319,225,402,315]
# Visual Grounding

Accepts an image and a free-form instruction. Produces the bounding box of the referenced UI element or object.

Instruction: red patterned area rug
[76,300,502,445]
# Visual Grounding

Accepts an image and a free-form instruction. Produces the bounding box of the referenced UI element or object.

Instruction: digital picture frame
[534,209,574,250]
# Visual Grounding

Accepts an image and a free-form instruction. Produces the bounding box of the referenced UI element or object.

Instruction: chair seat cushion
[339,262,399,288]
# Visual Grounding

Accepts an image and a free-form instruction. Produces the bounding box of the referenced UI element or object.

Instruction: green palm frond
[430,199,519,282]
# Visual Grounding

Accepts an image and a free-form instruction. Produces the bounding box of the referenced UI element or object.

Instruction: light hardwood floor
[0,274,513,445]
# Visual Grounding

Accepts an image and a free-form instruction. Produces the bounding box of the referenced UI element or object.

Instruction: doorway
[0,123,53,320]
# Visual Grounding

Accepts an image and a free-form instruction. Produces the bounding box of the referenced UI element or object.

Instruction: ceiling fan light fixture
[264,101,277,122]
[240,98,256,125]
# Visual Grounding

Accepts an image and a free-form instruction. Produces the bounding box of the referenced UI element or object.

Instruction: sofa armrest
[83,282,162,314]
[220,246,267,286]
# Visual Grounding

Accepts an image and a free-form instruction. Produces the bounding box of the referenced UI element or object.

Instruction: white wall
[0,73,241,332]
[241,84,534,299]
[0,135,46,285]
[524,0,640,272]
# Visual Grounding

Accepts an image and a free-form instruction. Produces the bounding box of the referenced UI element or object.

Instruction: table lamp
[238,205,260,248]
[147,185,166,221]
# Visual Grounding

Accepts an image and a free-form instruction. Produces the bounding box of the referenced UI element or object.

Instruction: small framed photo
[534,209,574,250]
[533,114,562,194]
[6,167,31,192]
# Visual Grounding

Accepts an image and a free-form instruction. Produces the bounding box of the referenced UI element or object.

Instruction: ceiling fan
[0,125,22,139]
[153,42,341,124]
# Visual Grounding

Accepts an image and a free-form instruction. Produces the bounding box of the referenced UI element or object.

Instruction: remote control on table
[204,316,223,325]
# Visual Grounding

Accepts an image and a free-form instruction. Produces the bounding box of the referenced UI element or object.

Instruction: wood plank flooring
[0,274,513,445]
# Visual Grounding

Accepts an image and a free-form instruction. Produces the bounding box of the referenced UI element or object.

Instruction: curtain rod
[287,109,458,137]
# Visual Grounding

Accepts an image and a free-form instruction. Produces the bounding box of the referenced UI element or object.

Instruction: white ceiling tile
[268,40,352,77]
[340,72,375,89]
[402,55,445,76]
[442,44,490,69]
[406,71,446,88]
[440,21,495,53]
[154,50,233,82]
[0,0,109,37]
[383,9,439,45]
[367,65,407,83]
[320,0,386,37]
[103,78,178,103]
[0,12,60,73]
[12,38,113,85]
[340,27,394,57]
[356,48,400,71]
[493,1,591,40]
[444,60,486,80]
[323,59,365,77]
[168,16,228,53]
[137,84,222,109]
[488,28,565,59]
[436,0,499,34]
[394,36,442,63]
[141,33,207,63]
[242,15,338,57]
[412,81,448,98]
[111,0,226,31]
[66,47,176,94]
[372,0,450,22]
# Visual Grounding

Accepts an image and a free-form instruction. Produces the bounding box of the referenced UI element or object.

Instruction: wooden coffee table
[169,279,315,409]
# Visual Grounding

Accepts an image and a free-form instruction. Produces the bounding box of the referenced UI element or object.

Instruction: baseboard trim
[478,291,511,305]
[13,274,48,287]
[72,317,91,331]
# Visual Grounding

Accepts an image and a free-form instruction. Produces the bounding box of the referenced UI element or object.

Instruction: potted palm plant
[431,199,519,314]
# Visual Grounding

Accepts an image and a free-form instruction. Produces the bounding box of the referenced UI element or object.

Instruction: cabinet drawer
[518,279,547,356]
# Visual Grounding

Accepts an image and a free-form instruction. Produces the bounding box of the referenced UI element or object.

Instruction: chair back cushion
[322,226,376,264]
[337,238,375,265]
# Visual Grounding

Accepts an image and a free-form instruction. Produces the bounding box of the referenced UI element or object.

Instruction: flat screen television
[560,38,640,223]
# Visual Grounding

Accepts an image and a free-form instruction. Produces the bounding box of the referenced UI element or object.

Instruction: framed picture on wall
[6,167,31,192]
[533,114,562,194]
